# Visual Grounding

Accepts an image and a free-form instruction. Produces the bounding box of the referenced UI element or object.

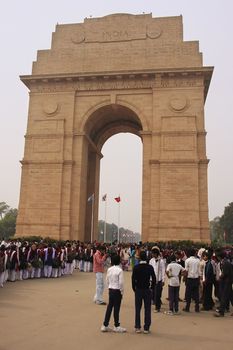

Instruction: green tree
[210,216,224,243]
[0,207,18,240]
[220,202,233,243]
[0,201,9,219]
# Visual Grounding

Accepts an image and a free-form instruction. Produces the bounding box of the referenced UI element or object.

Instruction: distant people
[129,245,136,269]
[0,245,7,287]
[8,245,19,282]
[202,251,215,311]
[101,254,126,333]
[93,245,107,305]
[215,251,233,317]
[149,247,166,312]
[43,244,55,278]
[132,250,156,334]
[164,254,184,315]
[120,245,130,271]
[183,248,200,312]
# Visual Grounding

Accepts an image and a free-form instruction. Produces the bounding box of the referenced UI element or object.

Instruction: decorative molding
[146,24,162,39]
[20,160,74,165]
[149,159,200,164]
[20,68,213,99]
[169,94,189,112]
[43,101,59,116]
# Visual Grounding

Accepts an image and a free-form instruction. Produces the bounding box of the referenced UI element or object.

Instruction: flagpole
[91,194,94,243]
[117,195,120,243]
[104,198,107,243]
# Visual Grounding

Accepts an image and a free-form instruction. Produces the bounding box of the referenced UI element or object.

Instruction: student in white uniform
[165,254,185,315]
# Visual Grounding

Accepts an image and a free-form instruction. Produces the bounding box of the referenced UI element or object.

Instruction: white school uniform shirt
[106,265,124,295]
[149,257,166,283]
[166,261,184,287]
[185,256,200,278]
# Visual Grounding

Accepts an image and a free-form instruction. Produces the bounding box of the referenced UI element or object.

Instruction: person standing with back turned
[183,248,200,313]
[132,250,156,334]
[101,254,126,333]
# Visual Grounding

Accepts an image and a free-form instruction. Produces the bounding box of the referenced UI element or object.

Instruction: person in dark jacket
[202,251,215,310]
[215,251,233,317]
[132,250,156,334]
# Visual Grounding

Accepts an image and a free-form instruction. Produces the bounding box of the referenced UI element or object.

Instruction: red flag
[114,196,121,203]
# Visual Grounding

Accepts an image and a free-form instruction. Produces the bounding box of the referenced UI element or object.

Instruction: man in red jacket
[93,245,107,305]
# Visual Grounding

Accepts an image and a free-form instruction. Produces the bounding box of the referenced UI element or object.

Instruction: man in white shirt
[149,247,166,312]
[101,254,126,333]
[165,254,185,315]
[183,248,200,312]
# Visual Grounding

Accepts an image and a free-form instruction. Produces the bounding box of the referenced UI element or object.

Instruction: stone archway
[82,103,143,242]
[16,13,213,242]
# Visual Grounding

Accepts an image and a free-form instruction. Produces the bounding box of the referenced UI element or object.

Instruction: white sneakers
[113,326,127,333]
[101,325,126,333]
[164,310,174,315]
[135,328,142,333]
[135,328,150,334]
[100,325,112,332]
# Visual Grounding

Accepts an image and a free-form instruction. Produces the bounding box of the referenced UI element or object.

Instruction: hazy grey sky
[0,0,233,233]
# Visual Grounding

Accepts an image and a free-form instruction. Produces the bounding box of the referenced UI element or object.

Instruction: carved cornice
[149,159,209,165]
[20,67,213,99]
[143,131,207,137]
[20,160,75,165]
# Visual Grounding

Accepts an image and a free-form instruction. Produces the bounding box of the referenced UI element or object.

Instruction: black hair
[111,254,120,266]
[140,250,147,261]
[152,248,160,256]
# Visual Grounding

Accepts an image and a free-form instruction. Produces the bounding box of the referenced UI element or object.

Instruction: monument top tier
[32,13,203,76]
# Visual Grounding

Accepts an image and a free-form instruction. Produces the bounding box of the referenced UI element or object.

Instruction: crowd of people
[94,243,233,333]
[1,238,233,333]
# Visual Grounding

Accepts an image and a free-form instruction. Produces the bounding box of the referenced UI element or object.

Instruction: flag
[87,193,94,202]
[102,194,107,201]
[114,196,121,203]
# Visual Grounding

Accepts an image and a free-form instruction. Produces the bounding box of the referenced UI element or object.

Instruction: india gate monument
[16,13,213,242]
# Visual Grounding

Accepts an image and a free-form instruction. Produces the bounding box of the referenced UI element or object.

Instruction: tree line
[210,202,233,244]
[0,202,18,239]
[1,201,233,244]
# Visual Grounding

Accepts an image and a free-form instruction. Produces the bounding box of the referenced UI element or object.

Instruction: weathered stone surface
[16,13,213,242]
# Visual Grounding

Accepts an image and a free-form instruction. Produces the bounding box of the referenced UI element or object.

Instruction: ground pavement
[0,270,232,350]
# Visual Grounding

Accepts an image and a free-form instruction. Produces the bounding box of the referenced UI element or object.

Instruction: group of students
[1,238,233,333]
[0,239,97,287]
[93,245,233,334]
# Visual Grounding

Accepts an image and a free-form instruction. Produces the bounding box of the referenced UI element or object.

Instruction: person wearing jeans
[93,246,107,305]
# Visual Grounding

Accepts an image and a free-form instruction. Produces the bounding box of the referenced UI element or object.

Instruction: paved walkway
[0,270,232,350]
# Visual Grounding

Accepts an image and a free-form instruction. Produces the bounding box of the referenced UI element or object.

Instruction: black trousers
[185,278,200,311]
[103,289,122,327]
[202,282,214,310]
[153,280,163,311]
[135,288,152,331]
[168,285,180,312]
[219,280,232,315]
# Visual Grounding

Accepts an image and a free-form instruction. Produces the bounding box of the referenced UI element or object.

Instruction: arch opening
[84,104,143,150]
[98,133,142,243]
[83,104,143,242]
